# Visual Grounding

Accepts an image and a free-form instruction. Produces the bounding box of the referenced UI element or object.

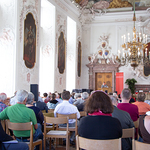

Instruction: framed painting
[58,32,66,74]
[77,41,82,77]
[23,13,36,69]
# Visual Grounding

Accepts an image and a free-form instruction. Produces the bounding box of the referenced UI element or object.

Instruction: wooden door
[95,72,112,93]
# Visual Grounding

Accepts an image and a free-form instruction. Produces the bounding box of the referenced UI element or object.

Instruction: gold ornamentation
[108,0,132,8]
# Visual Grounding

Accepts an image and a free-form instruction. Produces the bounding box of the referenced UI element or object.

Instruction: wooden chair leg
[49,138,51,150]
[66,137,70,150]
[39,142,42,150]
[44,137,46,150]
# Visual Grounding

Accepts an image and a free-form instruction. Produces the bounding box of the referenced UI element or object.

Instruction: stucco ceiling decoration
[70,0,150,24]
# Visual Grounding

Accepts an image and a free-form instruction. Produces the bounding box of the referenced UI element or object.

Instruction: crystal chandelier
[116,1,148,69]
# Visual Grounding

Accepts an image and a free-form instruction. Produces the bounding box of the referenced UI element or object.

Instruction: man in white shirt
[54,91,80,144]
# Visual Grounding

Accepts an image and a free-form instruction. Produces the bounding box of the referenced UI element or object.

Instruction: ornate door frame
[86,59,120,92]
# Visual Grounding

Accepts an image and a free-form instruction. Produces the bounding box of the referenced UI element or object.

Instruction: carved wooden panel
[95,72,112,93]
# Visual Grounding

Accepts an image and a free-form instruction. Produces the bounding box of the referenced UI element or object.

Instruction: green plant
[125,78,137,94]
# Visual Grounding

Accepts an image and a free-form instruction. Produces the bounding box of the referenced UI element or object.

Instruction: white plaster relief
[19,59,38,84]
[42,45,53,57]
[0,28,15,46]
[54,0,68,12]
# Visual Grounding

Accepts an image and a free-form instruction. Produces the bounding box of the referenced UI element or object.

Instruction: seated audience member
[0,93,8,112]
[110,95,134,150]
[117,88,139,121]
[133,92,150,115]
[118,94,122,103]
[139,111,150,144]
[38,92,43,102]
[55,93,63,103]
[78,91,122,140]
[129,97,135,103]
[0,90,43,150]
[69,92,75,104]
[73,93,83,106]
[145,100,150,105]
[0,120,29,150]
[26,92,44,129]
[77,92,89,111]
[34,100,48,113]
[54,91,80,144]
[42,93,49,103]
[9,91,17,105]
[47,93,59,109]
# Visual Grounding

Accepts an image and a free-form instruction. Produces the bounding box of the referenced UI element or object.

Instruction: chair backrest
[44,116,69,133]
[122,127,135,139]
[48,109,54,113]
[134,119,139,128]
[135,140,150,150]
[44,116,68,125]
[57,113,77,120]
[6,120,33,149]
[122,127,135,150]
[134,119,139,139]
[79,111,87,117]
[76,135,121,150]
[1,120,6,132]
[43,112,54,117]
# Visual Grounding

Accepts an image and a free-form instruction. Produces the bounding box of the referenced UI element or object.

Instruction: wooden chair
[122,127,135,150]
[134,118,139,139]
[48,109,54,113]
[43,112,55,132]
[57,113,78,138]
[135,140,150,150]
[43,112,54,117]
[76,135,121,150]
[6,120,42,150]
[1,119,6,132]
[44,116,70,150]
[134,119,139,129]
[79,111,87,117]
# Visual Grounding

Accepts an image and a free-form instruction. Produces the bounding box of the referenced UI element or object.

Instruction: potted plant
[125,78,137,94]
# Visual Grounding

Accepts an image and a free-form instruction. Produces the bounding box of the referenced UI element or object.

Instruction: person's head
[0,93,7,101]
[62,91,70,100]
[26,92,34,104]
[71,92,75,99]
[85,91,113,114]
[121,88,131,101]
[74,93,82,99]
[137,92,146,102]
[109,95,118,106]
[82,92,89,100]
[58,93,61,99]
[113,93,118,98]
[51,93,56,100]
[16,90,28,103]
[43,93,48,97]
[103,82,105,85]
